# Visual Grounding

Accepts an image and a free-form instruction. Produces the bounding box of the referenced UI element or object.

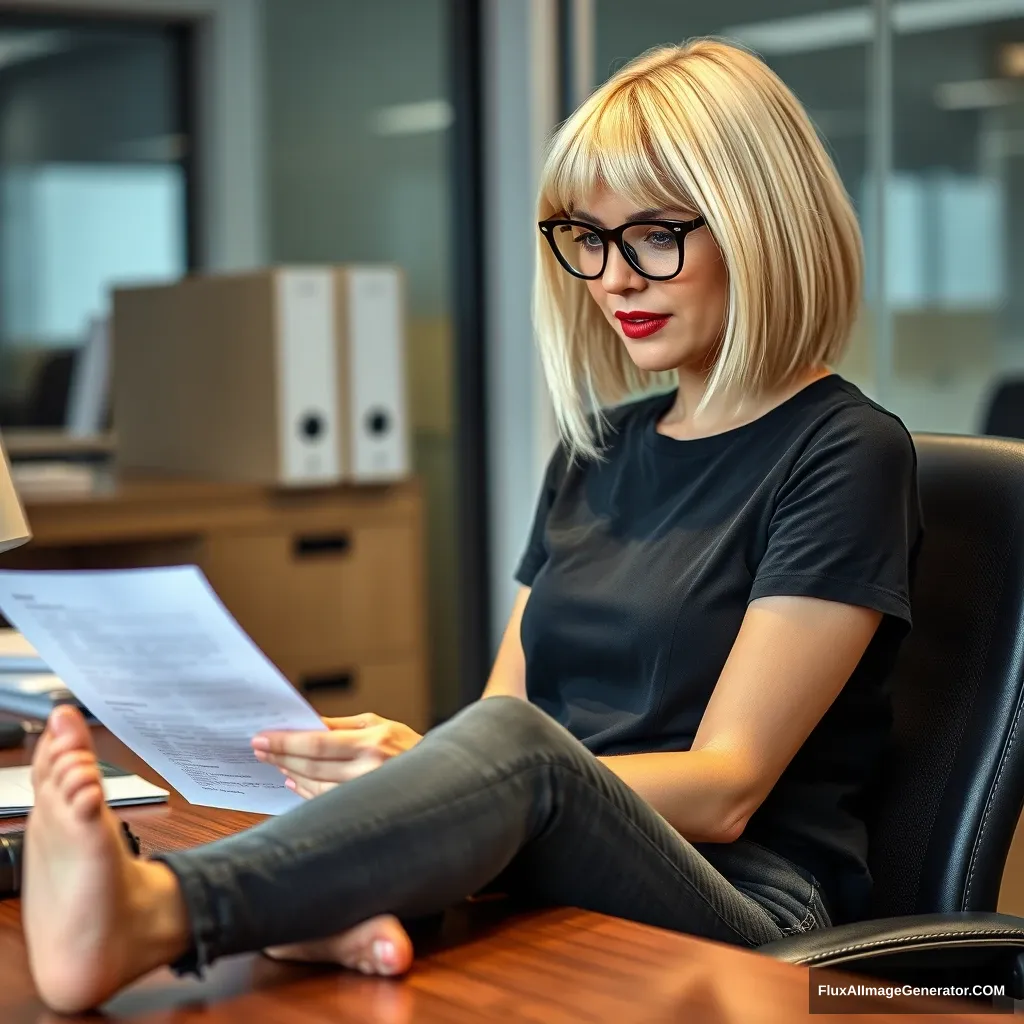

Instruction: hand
[251,713,422,799]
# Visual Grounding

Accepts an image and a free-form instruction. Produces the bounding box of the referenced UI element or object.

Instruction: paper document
[0,566,327,814]
[0,761,168,818]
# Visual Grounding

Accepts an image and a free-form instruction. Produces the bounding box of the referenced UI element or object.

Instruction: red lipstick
[615,310,671,340]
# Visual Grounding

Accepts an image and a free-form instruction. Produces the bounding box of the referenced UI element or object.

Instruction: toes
[51,751,99,794]
[32,707,94,790]
[332,915,413,976]
[48,705,94,754]
[68,778,104,820]
[30,729,56,789]
[263,916,413,976]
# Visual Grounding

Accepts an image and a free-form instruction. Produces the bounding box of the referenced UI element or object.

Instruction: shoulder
[779,377,918,508]
[802,377,916,472]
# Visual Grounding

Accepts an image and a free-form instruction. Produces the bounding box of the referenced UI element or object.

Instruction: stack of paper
[0,760,167,817]
[0,628,94,721]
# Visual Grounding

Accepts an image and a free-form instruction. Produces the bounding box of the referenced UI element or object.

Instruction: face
[572,189,727,375]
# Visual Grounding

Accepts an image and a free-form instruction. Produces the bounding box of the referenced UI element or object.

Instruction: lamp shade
[0,434,29,554]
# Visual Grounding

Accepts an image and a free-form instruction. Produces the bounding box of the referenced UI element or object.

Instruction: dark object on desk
[0,721,41,750]
[0,678,96,725]
[0,821,139,899]
[760,435,1024,1003]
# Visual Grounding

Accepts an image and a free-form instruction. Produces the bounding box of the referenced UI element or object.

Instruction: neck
[660,365,831,440]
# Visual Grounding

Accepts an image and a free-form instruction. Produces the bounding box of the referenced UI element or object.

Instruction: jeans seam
[544,760,780,947]
[736,838,824,930]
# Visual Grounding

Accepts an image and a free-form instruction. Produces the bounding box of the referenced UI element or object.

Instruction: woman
[23,38,921,1014]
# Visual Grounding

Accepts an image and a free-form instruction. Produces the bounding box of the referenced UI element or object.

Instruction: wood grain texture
[0,729,1001,1023]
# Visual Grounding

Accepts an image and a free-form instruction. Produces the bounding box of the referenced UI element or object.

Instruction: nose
[600,241,646,295]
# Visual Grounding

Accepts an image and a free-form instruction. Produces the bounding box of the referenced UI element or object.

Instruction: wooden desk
[0,730,1002,1023]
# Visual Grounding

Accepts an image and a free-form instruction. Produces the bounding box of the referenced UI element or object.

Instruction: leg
[23,706,190,1013]
[26,697,806,1011]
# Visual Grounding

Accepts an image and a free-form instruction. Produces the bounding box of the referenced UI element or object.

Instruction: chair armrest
[758,912,1024,968]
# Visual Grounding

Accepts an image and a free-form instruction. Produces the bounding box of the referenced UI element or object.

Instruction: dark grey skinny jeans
[156,696,831,973]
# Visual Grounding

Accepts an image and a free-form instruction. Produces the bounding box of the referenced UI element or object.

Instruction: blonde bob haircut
[534,38,863,462]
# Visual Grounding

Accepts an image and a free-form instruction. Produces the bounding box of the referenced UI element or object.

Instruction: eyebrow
[567,207,683,226]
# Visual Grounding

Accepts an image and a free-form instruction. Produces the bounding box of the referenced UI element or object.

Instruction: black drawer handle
[301,670,356,694]
[294,533,352,558]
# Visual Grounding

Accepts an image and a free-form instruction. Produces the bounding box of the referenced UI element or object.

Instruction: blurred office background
[0,0,1022,723]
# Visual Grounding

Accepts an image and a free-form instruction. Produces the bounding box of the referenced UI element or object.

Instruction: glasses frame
[538,215,706,281]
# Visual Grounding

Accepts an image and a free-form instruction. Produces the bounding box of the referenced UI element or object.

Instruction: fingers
[287,776,331,800]
[321,712,381,730]
[251,726,373,760]
[255,749,381,781]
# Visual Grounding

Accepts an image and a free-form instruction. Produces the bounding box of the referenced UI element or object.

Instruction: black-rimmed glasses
[538,216,706,281]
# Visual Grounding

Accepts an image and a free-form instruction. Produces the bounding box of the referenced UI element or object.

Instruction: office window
[0,17,192,430]
[886,6,1024,434]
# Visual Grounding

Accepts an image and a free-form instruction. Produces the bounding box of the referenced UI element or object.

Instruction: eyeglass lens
[549,222,681,278]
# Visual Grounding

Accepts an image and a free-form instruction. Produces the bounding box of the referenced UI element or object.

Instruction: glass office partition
[887,3,1024,435]
[263,0,463,718]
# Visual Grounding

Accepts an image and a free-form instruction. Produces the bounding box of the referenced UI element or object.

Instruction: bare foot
[23,705,190,1014]
[265,914,413,976]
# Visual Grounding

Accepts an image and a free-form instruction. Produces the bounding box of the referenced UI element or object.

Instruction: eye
[572,231,602,250]
[643,230,675,248]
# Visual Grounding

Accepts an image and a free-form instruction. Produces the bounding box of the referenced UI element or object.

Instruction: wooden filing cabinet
[0,473,431,732]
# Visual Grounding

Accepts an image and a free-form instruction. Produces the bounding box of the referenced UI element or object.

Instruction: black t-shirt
[515,374,923,925]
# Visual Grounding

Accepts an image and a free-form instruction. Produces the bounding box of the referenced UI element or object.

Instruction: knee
[442,696,565,754]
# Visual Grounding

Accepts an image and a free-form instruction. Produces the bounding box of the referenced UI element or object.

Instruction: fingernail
[373,939,396,966]
[251,736,270,751]
[284,778,296,791]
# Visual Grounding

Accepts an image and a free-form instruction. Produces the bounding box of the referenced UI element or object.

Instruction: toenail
[357,959,372,974]
[372,939,396,965]
[48,707,73,735]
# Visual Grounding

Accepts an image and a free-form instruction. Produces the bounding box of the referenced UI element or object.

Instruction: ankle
[129,861,191,967]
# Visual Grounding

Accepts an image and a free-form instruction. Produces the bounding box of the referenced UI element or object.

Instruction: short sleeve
[514,443,569,586]
[748,413,921,625]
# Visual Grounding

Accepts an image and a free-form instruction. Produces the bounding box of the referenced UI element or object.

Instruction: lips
[615,310,671,340]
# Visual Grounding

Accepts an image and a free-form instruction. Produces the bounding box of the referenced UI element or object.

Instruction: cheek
[678,242,728,317]
[585,280,611,315]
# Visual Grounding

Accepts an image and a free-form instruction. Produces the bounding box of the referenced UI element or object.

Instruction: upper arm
[691,595,881,823]
[481,585,530,700]
[487,443,568,703]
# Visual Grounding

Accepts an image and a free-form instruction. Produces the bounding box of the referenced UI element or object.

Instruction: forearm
[598,748,754,844]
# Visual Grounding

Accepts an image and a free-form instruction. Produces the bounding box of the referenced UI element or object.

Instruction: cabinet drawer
[275,657,429,733]
[201,523,419,663]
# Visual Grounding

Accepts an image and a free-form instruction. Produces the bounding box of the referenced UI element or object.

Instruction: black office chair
[760,434,1024,996]
[983,379,1024,440]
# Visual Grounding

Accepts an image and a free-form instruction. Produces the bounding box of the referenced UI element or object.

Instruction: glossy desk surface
[0,728,1000,1023]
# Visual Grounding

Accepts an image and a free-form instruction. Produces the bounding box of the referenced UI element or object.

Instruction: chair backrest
[984,379,1024,440]
[864,434,1024,918]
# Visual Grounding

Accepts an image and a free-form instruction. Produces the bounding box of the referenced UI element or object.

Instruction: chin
[621,337,695,374]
